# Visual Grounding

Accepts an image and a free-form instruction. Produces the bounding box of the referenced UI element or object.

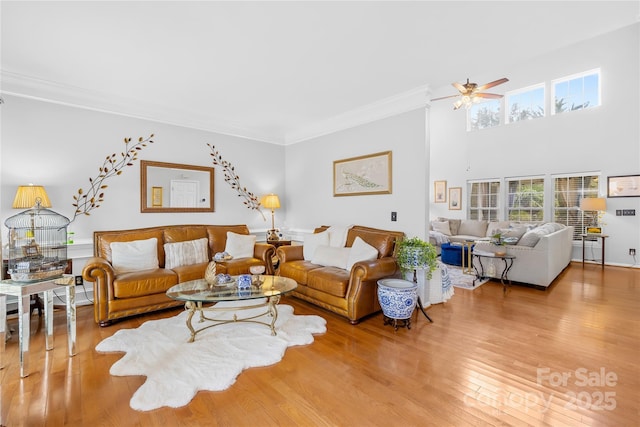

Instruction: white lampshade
[580,197,606,211]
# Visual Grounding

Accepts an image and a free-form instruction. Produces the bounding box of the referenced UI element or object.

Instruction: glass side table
[0,275,77,377]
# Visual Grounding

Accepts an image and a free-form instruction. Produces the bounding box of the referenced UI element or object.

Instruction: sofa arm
[350,257,399,282]
[254,243,276,275]
[82,256,116,324]
[276,245,304,263]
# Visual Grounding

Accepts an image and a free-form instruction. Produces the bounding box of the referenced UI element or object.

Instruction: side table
[581,234,608,268]
[472,251,516,293]
[0,275,77,377]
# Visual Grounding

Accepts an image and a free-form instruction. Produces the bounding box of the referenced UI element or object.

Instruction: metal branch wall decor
[207,143,265,220]
[70,134,155,223]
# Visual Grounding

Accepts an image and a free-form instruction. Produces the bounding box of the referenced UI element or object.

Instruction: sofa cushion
[164,237,209,269]
[279,260,323,285]
[458,220,489,237]
[345,229,396,258]
[303,230,330,260]
[517,227,550,247]
[486,221,511,237]
[225,232,256,258]
[112,268,178,298]
[500,226,527,241]
[346,236,379,271]
[438,217,461,236]
[312,245,350,269]
[431,221,452,236]
[326,225,353,247]
[110,238,159,274]
[307,267,350,298]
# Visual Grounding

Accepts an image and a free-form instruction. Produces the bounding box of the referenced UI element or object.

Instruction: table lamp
[261,193,281,242]
[580,197,606,230]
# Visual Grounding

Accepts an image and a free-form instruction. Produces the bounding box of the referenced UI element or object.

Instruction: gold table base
[184,294,281,343]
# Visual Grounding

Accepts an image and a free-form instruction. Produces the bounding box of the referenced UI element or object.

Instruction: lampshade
[261,194,280,210]
[12,185,52,209]
[580,197,606,211]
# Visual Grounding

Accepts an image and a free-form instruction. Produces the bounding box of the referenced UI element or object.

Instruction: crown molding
[284,85,432,145]
[1,70,432,146]
[0,70,282,144]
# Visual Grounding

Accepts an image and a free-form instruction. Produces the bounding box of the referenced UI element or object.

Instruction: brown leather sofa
[82,224,275,326]
[276,225,404,324]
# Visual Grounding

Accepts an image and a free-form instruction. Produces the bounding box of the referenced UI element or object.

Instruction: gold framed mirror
[140,160,214,213]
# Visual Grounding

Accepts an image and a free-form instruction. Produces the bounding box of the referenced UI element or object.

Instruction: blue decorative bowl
[377,279,418,320]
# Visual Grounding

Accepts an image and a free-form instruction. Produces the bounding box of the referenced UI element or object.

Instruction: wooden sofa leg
[99,320,113,327]
[349,319,360,325]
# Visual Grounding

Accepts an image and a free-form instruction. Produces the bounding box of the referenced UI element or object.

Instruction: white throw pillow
[303,231,330,260]
[517,229,546,247]
[486,221,511,237]
[346,236,379,271]
[164,238,209,269]
[311,245,351,269]
[224,232,256,258]
[110,238,159,274]
[326,225,353,247]
[431,221,452,236]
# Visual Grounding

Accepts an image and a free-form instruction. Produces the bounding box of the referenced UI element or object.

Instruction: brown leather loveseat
[83,224,275,326]
[276,225,404,324]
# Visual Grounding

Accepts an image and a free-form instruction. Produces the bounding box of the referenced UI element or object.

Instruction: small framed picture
[434,180,447,203]
[152,186,163,207]
[449,187,462,210]
[607,175,640,198]
[585,226,602,234]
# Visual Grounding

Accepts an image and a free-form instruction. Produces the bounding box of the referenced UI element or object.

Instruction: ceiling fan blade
[452,82,466,92]
[474,93,503,99]
[431,94,461,102]
[476,78,509,92]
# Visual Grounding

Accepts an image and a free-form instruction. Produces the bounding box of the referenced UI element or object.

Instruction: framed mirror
[140,160,214,213]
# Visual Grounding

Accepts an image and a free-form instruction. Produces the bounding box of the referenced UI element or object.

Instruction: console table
[0,275,77,377]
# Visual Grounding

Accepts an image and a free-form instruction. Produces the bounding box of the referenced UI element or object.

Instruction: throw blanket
[429,230,450,245]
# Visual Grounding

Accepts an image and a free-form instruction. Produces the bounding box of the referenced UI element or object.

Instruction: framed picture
[151,186,163,207]
[607,175,640,197]
[434,180,447,203]
[449,187,462,210]
[333,151,392,196]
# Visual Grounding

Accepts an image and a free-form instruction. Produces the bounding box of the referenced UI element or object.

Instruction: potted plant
[396,236,439,279]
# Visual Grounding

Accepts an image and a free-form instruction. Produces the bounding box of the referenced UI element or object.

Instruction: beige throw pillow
[304,230,330,260]
[346,236,379,271]
[431,221,452,236]
[224,232,256,258]
[164,237,209,269]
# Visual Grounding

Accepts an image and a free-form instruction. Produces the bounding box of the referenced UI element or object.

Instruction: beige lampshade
[261,194,281,210]
[580,197,606,211]
[12,185,52,209]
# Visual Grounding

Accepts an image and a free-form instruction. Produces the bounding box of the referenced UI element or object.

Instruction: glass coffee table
[166,275,297,343]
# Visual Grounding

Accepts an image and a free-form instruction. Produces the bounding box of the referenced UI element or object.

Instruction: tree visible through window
[507,177,545,221]
[507,85,545,123]
[468,99,501,131]
[553,70,600,114]
[553,174,600,240]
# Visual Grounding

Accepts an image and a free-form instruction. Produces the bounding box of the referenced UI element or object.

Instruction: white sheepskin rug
[95,301,326,411]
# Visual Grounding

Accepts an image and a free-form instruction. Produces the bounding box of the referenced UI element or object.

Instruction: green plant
[396,236,438,279]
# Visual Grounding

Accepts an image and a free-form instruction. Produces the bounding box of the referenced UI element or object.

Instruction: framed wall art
[449,187,462,210]
[607,174,640,197]
[434,180,447,203]
[333,151,392,196]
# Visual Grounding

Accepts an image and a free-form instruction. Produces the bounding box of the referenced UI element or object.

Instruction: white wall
[429,23,640,266]
[1,96,285,242]
[284,108,428,239]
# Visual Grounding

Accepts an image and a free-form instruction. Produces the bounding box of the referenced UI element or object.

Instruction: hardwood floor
[1,262,638,426]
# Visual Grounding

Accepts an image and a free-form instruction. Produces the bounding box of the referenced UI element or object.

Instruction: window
[552,69,600,114]
[468,180,501,220]
[506,84,545,123]
[553,173,600,240]
[506,177,545,221]
[468,99,501,131]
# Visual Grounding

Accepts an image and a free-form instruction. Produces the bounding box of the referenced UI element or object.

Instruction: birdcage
[4,206,70,282]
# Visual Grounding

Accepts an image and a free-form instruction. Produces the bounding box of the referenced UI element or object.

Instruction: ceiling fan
[431,77,509,110]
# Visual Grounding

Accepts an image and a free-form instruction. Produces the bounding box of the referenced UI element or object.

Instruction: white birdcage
[4,205,70,282]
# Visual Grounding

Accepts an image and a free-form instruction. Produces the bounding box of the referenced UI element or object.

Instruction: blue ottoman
[441,243,472,266]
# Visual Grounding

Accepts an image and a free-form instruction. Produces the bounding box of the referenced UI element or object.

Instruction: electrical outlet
[391,211,397,221]
[630,249,636,256]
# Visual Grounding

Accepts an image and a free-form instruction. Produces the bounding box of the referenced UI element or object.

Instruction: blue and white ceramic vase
[377,278,418,320]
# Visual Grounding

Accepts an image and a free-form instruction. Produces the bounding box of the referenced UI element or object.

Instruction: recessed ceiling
[1,1,637,144]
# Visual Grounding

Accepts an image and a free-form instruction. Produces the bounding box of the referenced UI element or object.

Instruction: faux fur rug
[446,265,490,290]
[95,301,326,411]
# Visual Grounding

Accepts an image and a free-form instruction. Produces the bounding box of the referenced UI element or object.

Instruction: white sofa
[473,224,574,288]
[430,218,574,288]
